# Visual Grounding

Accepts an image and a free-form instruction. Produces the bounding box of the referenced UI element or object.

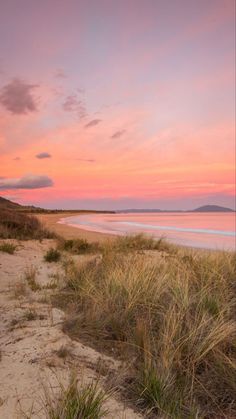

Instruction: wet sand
[35,212,115,242]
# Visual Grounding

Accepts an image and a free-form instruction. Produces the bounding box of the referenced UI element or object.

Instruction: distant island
[191,205,234,212]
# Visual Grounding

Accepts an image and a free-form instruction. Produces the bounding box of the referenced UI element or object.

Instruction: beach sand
[35,212,114,242]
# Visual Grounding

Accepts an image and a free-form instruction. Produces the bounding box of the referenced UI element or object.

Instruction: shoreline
[35,212,116,242]
[35,213,235,252]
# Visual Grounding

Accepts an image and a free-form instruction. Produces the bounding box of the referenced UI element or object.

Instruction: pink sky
[0,0,235,210]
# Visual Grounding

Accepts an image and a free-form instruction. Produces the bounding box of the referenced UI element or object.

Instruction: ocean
[59,212,236,250]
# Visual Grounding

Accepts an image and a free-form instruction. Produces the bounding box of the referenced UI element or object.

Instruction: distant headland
[0,197,234,214]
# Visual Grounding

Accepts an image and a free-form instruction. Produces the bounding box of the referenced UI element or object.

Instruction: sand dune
[0,239,141,418]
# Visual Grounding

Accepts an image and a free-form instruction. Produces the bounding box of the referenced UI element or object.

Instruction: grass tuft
[110,233,173,252]
[24,266,41,291]
[44,376,108,419]
[59,238,98,254]
[24,309,38,321]
[13,281,28,298]
[56,345,71,359]
[44,248,61,263]
[0,242,17,254]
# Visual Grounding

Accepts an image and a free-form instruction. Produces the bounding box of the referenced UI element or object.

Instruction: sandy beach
[35,213,115,242]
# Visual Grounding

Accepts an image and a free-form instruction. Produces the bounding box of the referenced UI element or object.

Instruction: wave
[120,221,235,237]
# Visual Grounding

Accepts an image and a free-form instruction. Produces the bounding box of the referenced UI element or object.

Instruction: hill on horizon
[0,197,234,213]
[192,205,234,212]
[0,196,114,214]
[0,196,22,209]
[117,205,234,213]
[0,196,44,212]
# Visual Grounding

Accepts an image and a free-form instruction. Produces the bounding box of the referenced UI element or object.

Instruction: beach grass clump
[44,376,108,419]
[111,233,172,252]
[98,234,175,258]
[0,242,17,254]
[59,234,173,257]
[13,281,28,298]
[55,241,236,418]
[24,266,41,291]
[0,208,54,240]
[24,309,38,321]
[59,238,99,254]
[56,345,72,359]
[44,248,61,262]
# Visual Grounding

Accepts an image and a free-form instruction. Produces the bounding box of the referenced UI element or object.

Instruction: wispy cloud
[54,68,67,79]
[76,158,95,163]
[63,94,87,118]
[35,152,52,159]
[111,129,126,139]
[0,78,38,114]
[84,119,101,128]
[0,174,53,190]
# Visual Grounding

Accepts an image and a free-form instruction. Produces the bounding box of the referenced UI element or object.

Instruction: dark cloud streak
[111,129,126,139]
[0,78,38,114]
[84,119,101,128]
[76,158,95,163]
[36,152,52,159]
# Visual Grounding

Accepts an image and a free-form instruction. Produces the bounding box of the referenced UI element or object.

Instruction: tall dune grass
[44,376,108,419]
[54,236,236,418]
[0,208,54,239]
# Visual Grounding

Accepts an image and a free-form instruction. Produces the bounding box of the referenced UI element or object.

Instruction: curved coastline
[57,212,236,251]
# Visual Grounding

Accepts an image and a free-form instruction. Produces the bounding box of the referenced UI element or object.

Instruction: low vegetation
[0,208,54,240]
[58,233,172,256]
[53,235,236,418]
[13,281,28,298]
[108,233,173,252]
[56,345,72,359]
[0,242,17,254]
[44,376,108,419]
[24,266,41,291]
[44,248,61,263]
[23,309,38,321]
[58,238,99,254]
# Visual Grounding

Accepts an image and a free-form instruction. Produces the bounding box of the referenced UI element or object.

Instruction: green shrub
[44,248,61,262]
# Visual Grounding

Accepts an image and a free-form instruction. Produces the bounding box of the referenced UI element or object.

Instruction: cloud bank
[0,78,38,114]
[0,175,53,190]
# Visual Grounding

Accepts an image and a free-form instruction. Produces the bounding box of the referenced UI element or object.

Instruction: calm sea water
[59,212,236,250]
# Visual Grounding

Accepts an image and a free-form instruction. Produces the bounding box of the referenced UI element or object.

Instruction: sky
[0,0,235,210]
